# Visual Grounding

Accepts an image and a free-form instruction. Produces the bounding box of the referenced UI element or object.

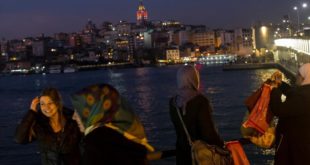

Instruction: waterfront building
[234,28,253,55]
[136,0,148,26]
[132,26,148,48]
[99,22,114,37]
[68,33,83,47]
[166,47,180,63]
[115,20,132,36]
[161,20,182,31]
[127,35,135,62]
[9,40,27,54]
[224,30,236,53]
[81,33,95,45]
[179,47,195,60]
[151,30,170,49]
[54,33,69,44]
[191,30,216,53]
[83,19,98,34]
[252,22,275,56]
[102,30,118,46]
[1,40,9,61]
[115,39,129,50]
[81,20,98,45]
[32,39,48,57]
[214,29,225,48]
[142,30,152,48]
[172,30,191,46]
[22,37,34,47]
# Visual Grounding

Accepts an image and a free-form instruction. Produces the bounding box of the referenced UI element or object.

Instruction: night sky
[0,0,308,40]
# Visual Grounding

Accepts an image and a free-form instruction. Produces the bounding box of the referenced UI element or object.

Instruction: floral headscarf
[71,83,154,151]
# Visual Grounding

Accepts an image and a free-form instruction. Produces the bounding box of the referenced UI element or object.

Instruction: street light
[293,3,308,33]
[302,3,308,8]
[294,6,300,31]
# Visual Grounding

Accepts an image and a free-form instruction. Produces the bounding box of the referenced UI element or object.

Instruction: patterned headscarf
[299,63,310,85]
[71,83,154,151]
[176,65,200,115]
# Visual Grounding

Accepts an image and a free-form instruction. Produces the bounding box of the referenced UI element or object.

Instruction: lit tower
[136,0,148,26]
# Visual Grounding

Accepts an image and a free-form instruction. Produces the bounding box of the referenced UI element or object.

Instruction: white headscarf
[299,63,310,85]
[176,65,200,115]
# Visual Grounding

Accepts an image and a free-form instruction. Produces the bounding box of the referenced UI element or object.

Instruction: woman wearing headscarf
[71,83,154,165]
[269,63,310,165]
[169,65,224,165]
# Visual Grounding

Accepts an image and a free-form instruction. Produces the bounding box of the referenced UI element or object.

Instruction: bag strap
[174,97,193,146]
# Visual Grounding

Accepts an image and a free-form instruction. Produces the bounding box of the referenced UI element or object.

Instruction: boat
[48,65,62,74]
[63,65,77,73]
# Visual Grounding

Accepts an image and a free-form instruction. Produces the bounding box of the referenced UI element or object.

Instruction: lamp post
[293,3,308,34]
[294,6,300,32]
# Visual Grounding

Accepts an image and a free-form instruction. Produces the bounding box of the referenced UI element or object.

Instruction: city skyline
[0,0,306,40]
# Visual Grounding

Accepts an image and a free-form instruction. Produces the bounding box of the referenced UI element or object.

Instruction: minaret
[136,0,148,26]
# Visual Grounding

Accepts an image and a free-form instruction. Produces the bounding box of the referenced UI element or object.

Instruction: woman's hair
[40,87,63,112]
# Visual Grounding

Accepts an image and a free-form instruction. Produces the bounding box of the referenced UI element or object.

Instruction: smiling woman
[14,87,83,165]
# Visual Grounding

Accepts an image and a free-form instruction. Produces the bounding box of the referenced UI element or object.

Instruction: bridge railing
[274,38,310,56]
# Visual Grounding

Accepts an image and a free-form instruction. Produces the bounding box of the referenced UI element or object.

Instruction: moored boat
[48,65,62,74]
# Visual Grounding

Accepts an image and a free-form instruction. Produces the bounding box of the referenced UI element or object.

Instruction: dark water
[0,65,280,165]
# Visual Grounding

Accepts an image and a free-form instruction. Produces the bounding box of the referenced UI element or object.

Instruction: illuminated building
[234,28,253,55]
[191,31,215,48]
[136,0,148,26]
[252,22,275,56]
[166,48,180,62]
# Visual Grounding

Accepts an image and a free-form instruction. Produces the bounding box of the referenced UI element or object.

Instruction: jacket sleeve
[278,81,291,96]
[270,86,304,118]
[198,98,224,147]
[14,110,37,144]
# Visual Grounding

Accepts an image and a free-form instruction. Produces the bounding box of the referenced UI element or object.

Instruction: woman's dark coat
[81,126,148,165]
[15,108,82,165]
[270,83,310,165]
[169,94,224,165]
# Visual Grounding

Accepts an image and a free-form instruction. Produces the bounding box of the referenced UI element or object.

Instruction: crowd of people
[14,63,310,165]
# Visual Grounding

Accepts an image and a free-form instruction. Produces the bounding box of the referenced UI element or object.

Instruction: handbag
[243,83,273,134]
[241,111,276,149]
[241,83,276,148]
[225,141,250,165]
[249,126,275,148]
[174,101,233,165]
[244,85,263,112]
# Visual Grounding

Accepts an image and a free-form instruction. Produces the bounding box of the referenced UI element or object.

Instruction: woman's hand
[271,71,282,84]
[30,97,39,112]
[72,111,85,133]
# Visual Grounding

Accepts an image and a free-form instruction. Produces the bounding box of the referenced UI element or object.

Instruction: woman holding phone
[14,87,82,165]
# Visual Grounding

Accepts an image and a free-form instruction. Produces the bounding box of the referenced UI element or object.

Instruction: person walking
[169,65,224,165]
[15,87,82,165]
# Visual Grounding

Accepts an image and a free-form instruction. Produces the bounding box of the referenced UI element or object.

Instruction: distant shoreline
[223,62,296,83]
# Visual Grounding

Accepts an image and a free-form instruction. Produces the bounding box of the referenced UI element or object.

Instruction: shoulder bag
[174,101,233,165]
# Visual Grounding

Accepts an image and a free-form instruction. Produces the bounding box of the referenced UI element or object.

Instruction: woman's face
[40,96,59,118]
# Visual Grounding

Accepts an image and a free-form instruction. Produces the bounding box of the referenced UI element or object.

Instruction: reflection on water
[0,65,286,165]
